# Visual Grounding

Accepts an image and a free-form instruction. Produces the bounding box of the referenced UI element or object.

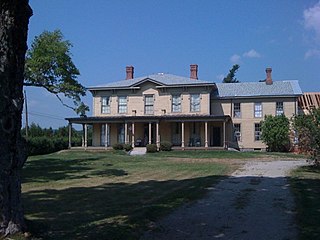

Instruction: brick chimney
[190,64,198,80]
[265,67,272,85]
[126,66,134,80]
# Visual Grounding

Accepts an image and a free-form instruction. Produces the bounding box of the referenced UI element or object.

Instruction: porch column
[205,121,208,148]
[124,122,128,144]
[84,123,88,148]
[105,123,109,147]
[156,121,160,149]
[82,124,85,147]
[131,122,135,148]
[223,121,226,149]
[148,122,152,145]
[68,122,72,149]
[181,122,185,148]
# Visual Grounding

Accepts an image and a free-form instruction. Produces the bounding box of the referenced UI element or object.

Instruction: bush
[146,144,158,153]
[123,144,133,152]
[112,143,124,150]
[160,141,172,151]
[27,136,53,156]
[261,115,290,152]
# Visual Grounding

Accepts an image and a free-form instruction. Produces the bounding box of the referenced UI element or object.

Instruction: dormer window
[101,96,110,114]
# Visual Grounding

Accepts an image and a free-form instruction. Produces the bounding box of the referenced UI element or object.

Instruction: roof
[215,80,302,98]
[298,92,320,110]
[66,114,231,124]
[88,73,215,90]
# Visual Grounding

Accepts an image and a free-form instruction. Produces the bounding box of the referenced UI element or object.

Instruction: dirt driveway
[142,159,306,240]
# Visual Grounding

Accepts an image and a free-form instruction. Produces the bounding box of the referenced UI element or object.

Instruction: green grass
[155,150,303,159]
[22,150,231,240]
[290,165,320,240]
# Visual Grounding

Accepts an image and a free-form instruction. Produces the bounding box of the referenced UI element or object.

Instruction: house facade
[66,65,302,151]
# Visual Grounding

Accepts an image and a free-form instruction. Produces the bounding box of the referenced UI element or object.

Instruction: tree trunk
[0,0,32,236]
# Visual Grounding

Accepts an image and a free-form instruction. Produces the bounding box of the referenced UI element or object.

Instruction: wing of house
[66,65,302,151]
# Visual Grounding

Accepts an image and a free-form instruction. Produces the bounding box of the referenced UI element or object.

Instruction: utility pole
[24,90,28,138]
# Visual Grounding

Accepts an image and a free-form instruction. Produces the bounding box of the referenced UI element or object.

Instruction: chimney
[126,66,134,80]
[190,64,198,80]
[265,67,272,85]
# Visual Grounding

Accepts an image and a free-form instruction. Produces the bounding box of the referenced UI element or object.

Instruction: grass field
[20,150,303,239]
[290,165,320,240]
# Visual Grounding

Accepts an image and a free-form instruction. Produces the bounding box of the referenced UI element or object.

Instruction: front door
[210,127,221,147]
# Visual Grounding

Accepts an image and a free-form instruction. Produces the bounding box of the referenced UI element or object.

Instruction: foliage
[123,144,133,152]
[293,108,320,165]
[21,123,83,155]
[222,64,240,83]
[146,144,158,153]
[160,141,173,151]
[261,115,290,152]
[24,30,89,114]
[112,143,124,150]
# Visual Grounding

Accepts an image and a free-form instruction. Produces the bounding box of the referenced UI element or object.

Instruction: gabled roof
[215,80,302,98]
[88,73,215,90]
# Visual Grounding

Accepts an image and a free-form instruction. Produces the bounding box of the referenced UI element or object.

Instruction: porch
[66,115,232,150]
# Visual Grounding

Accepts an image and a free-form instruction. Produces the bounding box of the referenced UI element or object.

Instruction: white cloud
[230,54,241,64]
[305,49,320,59]
[216,74,225,81]
[304,1,320,39]
[243,49,261,58]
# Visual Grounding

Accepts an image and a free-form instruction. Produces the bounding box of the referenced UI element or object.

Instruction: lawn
[22,150,233,240]
[20,150,303,239]
[290,165,320,240]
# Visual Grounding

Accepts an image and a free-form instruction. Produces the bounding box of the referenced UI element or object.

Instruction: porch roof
[66,114,231,124]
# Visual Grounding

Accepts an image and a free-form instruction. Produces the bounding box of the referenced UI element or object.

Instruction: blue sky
[24,0,320,129]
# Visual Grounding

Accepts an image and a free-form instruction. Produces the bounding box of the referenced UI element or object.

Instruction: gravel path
[142,159,306,240]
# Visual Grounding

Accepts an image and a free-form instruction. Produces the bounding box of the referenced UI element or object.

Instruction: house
[66,65,302,151]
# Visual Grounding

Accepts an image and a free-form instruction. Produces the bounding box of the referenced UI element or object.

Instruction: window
[254,102,262,118]
[254,123,262,141]
[172,94,181,112]
[276,102,284,116]
[144,95,154,114]
[190,94,200,112]
[101,96,110,114]
[118,96,127,114]
[118,124,125,144]
[234,124,241,141]
[233,103,241,118]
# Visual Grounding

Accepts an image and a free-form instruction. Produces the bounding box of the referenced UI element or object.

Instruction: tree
[261,115,290,152]
[222,64,240,83]
[0,0,32,236]
[24,30,89,114]
[293,108,320,165]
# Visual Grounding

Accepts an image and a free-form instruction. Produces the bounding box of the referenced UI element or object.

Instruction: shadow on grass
[22,157,125,182]
[23,176,222,240]
[290,166,320,240]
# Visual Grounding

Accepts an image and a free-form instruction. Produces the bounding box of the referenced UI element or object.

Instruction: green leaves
[261,114,290,152]
[222,64,240,83]
[24,30,89,114]
[293,108,320,164]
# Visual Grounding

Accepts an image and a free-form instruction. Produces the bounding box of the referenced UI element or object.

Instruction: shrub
[112,143,124,150]
[123,144,133,152]
[261,115,290,152]
[146,144,158,153]
[160,141,172,151]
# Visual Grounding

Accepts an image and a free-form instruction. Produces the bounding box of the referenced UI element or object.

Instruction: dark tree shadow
[23,176,223,240]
